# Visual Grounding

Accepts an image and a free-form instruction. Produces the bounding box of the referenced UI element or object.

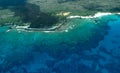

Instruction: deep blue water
[0,14,120,73]
[0,0,26,7]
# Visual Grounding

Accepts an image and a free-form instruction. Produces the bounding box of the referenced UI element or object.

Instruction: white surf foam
[67,12,119,19]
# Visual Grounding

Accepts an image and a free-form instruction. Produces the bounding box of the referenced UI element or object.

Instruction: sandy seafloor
[0,13,120,73]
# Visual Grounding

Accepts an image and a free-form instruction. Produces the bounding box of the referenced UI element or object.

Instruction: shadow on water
[0,0,26,7]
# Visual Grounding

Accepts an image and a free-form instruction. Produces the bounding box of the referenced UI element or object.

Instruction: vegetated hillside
[28,0,120,14]
[13,3,59,28]
[0,0,120,28]
[1,0,120,15]
[0,0,59,28]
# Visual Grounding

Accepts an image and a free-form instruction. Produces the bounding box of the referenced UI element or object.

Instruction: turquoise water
[0,14,120,73]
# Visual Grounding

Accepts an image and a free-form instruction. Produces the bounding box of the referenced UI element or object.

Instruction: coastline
[67,12,120,19]
[4,12,120,33]
[8,20,67,32]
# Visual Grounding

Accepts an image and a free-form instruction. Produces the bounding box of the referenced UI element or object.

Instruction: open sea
[0,14,120,73]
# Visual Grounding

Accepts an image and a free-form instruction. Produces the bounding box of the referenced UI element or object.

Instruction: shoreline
[67,12,120,19]
[4,12,120,33]
[8,20,67,32]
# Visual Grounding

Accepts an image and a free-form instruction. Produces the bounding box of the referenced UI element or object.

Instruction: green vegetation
[0,0,120,28]
[0,16,21,25]
[28,0,120,15]
[12,3,60,28]
[0,9,23,26]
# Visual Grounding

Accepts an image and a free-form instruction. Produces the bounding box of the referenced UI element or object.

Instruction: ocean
[0,14,120,73]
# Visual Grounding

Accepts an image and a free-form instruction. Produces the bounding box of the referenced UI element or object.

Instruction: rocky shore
[5,12,119,33]
[0,0,120,30]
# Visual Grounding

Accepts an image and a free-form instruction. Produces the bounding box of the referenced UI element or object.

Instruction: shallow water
[0,14,120,73]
